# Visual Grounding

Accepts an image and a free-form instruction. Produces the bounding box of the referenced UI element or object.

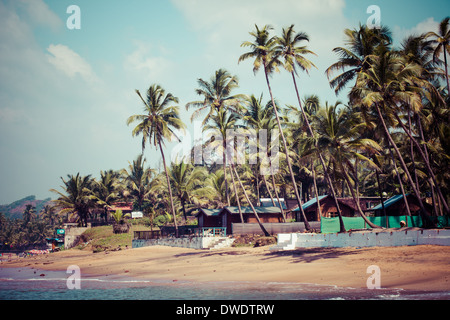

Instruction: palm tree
[167,160,209,221]
[187,69,244,206]
[350,49,436,226]
[239,24,311,231]
[127,84,186,234]
[243,94,286,221]
[204,169,228,207]
[90,170,121,222]
[314,102,382,228]
[186,68,243,124]
[278,25,349,232]
[204,105,270,235]
[425,17,450,93]
[39,204,59,227]
[50,173,95,227]
[120,154,154,211]
[326,24,392,95]
[231,164,270,236]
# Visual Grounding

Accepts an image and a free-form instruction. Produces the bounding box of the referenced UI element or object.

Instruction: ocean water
[0,267,449,300]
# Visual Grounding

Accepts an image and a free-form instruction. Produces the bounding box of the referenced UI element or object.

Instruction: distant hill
[0,195,53,219]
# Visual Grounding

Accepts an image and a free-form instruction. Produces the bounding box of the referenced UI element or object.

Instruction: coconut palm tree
[278,25,349,232]
[203,104,270,235]
[314,102,382,228]
[243,94,287,221]
[326,24,392,95]
[127,84,186,234]
[187,69,244,206]
[167,160,209,221]
[120,154,154,211]
[350,49,436,226]
[425,17,450,93]
[90,170,121,222]
[231,163,270,236]
[50,173,95,227]
[239,24,311,231]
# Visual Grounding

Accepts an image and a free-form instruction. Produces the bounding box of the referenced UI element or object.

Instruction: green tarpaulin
[320,215,436,233]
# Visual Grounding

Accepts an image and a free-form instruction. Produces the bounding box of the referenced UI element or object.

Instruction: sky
[0,0,449,204]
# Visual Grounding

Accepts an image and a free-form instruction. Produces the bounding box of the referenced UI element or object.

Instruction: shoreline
[1,244,450,293]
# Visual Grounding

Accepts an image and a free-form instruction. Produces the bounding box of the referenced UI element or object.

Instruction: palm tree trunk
[222,140,231,206]
[341,165,381,228]
[229,166,244,223]
[271,173,287,222]
[417,114,441,216]
[262,174,276,206]
[232,164,270,236]
[291,72,345,232]
[264,68,311,230]
[375,169,387,221]
[387,140,412,223]
[311,161,322,220]
[180,197,188,222]
[393,113,449,214]
[375,104,435,227]
[444,49,450,95]
[408,109,420,191]
[158,140,178,235]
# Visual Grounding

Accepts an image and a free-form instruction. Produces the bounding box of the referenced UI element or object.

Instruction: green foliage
[46,19,449,235]
[0,204,61,249]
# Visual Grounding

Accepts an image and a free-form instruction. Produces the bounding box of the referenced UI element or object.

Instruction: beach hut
[196,206,285,235]
[293,195,381,221]
[370,194,433,217]
[219,206,284,233]
[196,208,223,228]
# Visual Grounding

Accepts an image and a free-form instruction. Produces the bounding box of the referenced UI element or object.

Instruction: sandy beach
[2,244,450,293]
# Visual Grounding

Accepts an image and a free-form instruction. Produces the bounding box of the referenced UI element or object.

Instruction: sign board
[131,211,143,219]
[56,229,65,235]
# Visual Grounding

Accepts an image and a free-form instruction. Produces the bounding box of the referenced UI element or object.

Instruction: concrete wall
[64,227,89,249]
[132,236,232,250]
[272,229,450,251]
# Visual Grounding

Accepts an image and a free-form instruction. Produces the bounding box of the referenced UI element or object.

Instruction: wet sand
[2,244,450,292]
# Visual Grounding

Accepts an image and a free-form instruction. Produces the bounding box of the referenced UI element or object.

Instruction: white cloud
[123,41,174,84]
[46,44,100,84]
[16,0,63,31]
[393,17,439,44]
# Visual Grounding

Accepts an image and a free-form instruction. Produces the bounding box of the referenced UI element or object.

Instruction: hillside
[0,195,53,219]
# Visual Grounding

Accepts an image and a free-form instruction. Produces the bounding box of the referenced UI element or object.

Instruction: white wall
[272,229,450,251]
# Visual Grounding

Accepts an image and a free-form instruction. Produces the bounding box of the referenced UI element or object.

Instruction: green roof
[197,208,222,216]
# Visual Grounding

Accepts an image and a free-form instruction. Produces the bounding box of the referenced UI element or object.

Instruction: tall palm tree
[426,17,450,93]
[127,85,186,234]
[50,173,95,227]
[326,24,392,95]
[278,25,348,232]
[187,69,244,206]
[243,94,286,221]
[239,24,311,230]
[314,102,382,228]
[350,49,436,226]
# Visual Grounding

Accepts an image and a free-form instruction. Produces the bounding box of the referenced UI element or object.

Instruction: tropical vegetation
[3,18,448,245]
